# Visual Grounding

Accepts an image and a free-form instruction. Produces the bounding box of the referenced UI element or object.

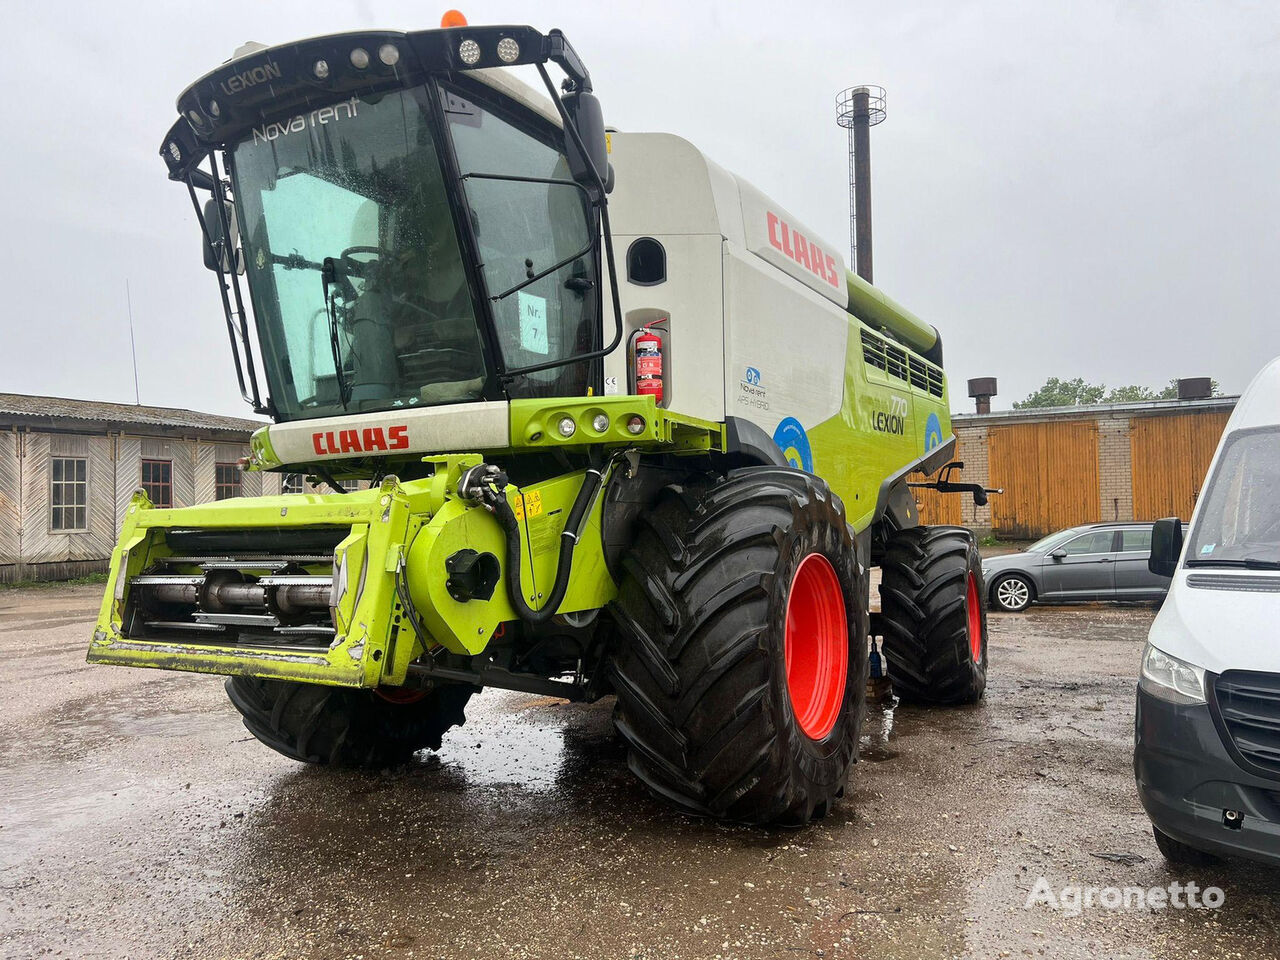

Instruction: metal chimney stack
[836,85,886,283]
[968,377,998,414]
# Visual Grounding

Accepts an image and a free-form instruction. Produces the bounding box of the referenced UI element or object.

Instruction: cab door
[1040,529,1119,599]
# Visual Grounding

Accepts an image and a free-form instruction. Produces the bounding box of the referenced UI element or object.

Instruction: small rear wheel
[225,676,474,767]
[609,466,868,825]
[992,573,1034,613]
[879,525,988,704]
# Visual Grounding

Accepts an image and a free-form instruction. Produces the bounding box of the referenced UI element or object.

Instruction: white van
[1135,356,1280,865]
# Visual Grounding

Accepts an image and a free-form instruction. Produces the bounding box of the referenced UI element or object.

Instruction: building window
[215,463,242,500]
[281,473,306,494]
[141,459,173,507]
[51,457,88,531]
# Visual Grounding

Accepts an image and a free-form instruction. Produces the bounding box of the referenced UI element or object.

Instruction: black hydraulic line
[313,466,349,495]
[488,451,606,625]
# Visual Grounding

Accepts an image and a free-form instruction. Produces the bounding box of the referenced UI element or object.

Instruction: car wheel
[992,573,1033,612]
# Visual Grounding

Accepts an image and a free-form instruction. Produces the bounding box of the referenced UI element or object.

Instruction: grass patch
[1,572,109,590]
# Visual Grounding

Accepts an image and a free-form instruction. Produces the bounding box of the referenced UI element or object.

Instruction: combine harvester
[90,15,994,824]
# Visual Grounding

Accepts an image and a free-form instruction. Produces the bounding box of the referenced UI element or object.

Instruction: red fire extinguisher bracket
[633,322,665,406]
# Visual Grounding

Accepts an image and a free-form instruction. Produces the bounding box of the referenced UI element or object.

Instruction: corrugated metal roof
[0,393,266,434]
[954,395,1239,422]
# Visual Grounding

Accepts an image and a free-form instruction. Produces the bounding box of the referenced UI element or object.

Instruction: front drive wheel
[225,676,474,767]
[879,526,988,705]
[609,467,868,826]
[992,573,1033,612]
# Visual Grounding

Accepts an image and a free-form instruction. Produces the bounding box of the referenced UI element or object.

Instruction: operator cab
[164,23,618,421]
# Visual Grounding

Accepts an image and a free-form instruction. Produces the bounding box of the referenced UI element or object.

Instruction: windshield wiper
[321,257,350,410]
[1186,557,1280,570]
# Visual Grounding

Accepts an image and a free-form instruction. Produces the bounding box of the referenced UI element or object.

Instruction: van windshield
[1186,427,1280,565]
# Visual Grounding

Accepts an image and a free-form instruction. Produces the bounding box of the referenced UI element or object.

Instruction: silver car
[982,522,1172,612]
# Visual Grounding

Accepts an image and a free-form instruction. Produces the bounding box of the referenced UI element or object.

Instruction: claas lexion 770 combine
[90,14,996,824]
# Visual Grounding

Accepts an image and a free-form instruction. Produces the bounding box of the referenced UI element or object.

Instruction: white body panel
[265,402,509,465]
[1147,356,1280,674]
[602,132,850,430]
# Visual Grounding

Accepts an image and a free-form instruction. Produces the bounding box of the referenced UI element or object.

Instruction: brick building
[916,396,1238,540]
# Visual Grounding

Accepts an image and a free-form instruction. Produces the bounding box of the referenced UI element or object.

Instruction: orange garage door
[988,421,1100,539]
[913,478,963,527]
[1130,411,1231,522]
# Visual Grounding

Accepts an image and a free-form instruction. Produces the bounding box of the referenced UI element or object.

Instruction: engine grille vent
[1187,574,1280,593]
[860,329,944,397]
[1212,671,1280,779]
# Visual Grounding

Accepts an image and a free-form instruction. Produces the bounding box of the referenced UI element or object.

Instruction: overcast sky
[4,0,1277,417]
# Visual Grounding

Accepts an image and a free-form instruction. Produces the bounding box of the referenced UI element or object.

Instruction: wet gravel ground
[3,584,1280,959]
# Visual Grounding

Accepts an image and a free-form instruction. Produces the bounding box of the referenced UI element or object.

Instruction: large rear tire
[609,467,868,826]
[878,525,988,704]
[225,676,474,767]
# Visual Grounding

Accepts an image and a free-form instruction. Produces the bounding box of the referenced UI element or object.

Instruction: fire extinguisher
[634,322,664,405]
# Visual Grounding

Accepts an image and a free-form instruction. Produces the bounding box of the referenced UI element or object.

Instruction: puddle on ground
[429,700,571,791]
[860,697,900,761]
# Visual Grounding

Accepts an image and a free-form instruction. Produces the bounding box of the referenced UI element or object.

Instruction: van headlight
[1139,643,1207,705]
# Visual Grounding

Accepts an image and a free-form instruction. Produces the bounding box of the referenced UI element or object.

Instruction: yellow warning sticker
[605,133,612,154]
[512,489,544,522]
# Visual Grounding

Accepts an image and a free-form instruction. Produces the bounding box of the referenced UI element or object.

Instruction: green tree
[1102,384,1161,403]
[1014,377,1223,409]
[1012,377,1106,409]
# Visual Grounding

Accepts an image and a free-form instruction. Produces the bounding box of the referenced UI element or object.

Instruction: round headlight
[592,413,610,433]
[458,39,481,65]
[313,59,330,79]
[349,47,370,69]
[626,416,646,435]
[557,417,577,438]
[497,37,520,63]
[379,43,400,66]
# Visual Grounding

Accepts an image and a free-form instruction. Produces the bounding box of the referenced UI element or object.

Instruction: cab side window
[444,85,596,398]
[1063,531,1116,555]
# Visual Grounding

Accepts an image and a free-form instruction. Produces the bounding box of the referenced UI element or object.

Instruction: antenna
[836,85,886,283]
[126,279,141,405]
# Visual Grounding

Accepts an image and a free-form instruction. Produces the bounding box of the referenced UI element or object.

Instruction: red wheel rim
[965,571,983,662]
[374,687,428,704]
[784,553,849,740]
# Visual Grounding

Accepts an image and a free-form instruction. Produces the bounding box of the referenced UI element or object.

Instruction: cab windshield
[1186,427,1280,565]
[230,83,597,421]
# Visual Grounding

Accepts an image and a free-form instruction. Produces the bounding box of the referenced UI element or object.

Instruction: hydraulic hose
[490,453,607,625]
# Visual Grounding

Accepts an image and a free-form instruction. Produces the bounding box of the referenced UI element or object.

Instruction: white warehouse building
[0,394,320,583]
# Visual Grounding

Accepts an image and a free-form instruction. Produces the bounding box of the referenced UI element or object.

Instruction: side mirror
[1049,549,1067,561]
[562,91,612,194]
[202,198,243,274]
[1149,517,1183,577]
